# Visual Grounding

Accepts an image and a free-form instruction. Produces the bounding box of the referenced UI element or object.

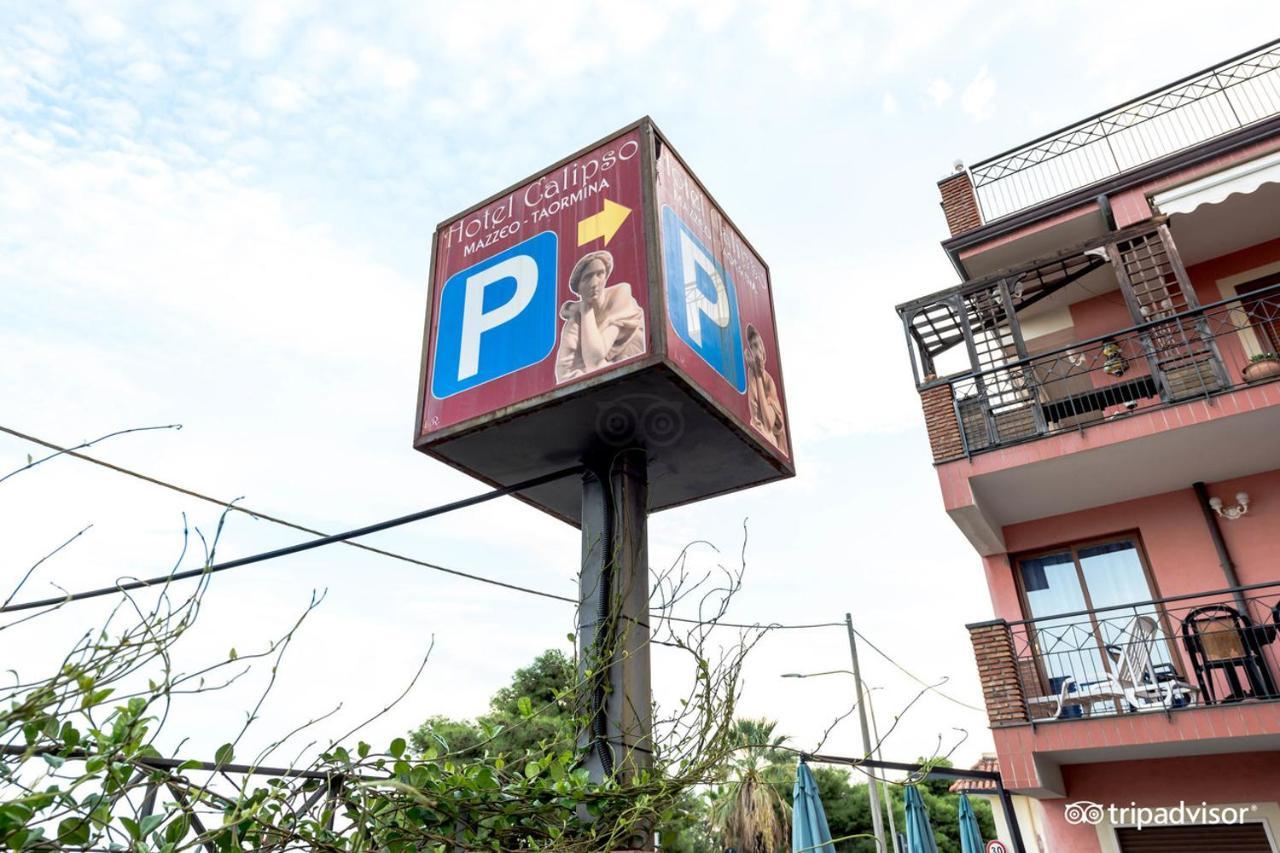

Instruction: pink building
[899,40,1280,852]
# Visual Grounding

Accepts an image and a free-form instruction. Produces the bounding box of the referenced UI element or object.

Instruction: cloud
[239,2,304,59]
[961,65,996,120]
[882,91,898,115]
[355,46,418,91]
[78,11,127,43]
[256,74,308,112]
[926,77,953,107]
[121,60,164,84]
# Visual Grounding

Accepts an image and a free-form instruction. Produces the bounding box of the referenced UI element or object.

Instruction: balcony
[921,278,1280,460]
[902,219,1280,453]
[965,39,1280,223]
[1013,581,1280,720]
[970,580,1280,794]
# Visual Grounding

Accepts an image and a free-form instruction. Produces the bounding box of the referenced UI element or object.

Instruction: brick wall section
[968,620,1028,726]
[938,171,983,236]
[920,382,965,462]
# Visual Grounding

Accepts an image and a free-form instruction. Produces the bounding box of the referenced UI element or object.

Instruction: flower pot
[1243,359,1280,383]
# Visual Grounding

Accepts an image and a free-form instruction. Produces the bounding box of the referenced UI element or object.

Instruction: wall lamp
[1209,492,1250,521]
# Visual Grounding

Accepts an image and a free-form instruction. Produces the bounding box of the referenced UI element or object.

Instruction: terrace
[963,39,1280,224]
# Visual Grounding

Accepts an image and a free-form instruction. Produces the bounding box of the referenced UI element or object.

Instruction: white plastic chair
[1047,615,1198,717]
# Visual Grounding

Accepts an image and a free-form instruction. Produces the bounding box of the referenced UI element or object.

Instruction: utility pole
[578,449,652,843]
[866,682,901,853]
[846,613,887,853]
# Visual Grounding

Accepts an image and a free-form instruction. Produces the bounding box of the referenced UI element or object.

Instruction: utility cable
[851,627,986,712]
[0,466,582,614]
[0,424,582,607]
[0,425,853,632]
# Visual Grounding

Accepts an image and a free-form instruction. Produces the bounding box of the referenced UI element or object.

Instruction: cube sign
[415,119,792,525]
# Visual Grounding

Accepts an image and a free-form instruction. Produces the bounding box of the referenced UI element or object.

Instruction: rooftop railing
[969,39,1280,222]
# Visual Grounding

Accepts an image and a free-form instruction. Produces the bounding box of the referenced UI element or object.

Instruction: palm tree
[709,718,795,852]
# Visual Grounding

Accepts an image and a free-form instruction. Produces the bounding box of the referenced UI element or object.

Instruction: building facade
[899,40,1280,852]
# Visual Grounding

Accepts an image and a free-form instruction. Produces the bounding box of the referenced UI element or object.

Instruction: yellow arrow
[577,198,631,247]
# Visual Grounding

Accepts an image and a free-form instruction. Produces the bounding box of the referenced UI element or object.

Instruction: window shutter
[1115,822,1272,852]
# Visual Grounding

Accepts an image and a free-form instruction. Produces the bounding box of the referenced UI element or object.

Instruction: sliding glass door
[1017,537,1170,703]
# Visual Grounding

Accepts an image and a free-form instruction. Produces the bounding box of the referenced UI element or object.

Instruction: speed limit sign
[985,841,1008,853]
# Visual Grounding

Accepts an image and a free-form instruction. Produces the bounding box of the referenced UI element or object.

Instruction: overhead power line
[0,425,843,633]
[852,627,986,712]
[0,461,582,614]
[1,424,582,605]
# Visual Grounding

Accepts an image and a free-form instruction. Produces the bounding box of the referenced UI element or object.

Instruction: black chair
[1182,606,1278,703]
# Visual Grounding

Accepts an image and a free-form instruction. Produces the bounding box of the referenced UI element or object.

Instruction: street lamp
[782,670,853,678]
[782,657,901,853]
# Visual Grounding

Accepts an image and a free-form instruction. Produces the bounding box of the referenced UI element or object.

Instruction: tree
[789,761,1001,853]
[811,766,876,851]
[877,759,998,853]
[708,718,795,853]
[655,790,719,853]
[408,650,719,850]
[409,649,577,760]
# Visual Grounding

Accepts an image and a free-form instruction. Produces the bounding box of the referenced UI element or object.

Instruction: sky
[3,0,1279,779]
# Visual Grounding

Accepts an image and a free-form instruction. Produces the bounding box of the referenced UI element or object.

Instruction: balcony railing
[969,39,1280,222]
[938,280,1280,457]
[1009,580,1280,723]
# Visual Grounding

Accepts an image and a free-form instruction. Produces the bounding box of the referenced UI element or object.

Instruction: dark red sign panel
[654,148,790,459]
[422,128,650,436]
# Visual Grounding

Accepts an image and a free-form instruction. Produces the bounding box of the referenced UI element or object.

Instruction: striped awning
[1153,150,1280,216]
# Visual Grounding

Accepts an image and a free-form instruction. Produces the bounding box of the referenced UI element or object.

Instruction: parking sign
[421,127,650,435]
[415,120,792,525]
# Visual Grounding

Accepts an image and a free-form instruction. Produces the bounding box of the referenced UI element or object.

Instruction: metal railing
[1009,580,1280,722]
[942,280,1280,456]
[0,745,356,849]
[969,40,1280,221]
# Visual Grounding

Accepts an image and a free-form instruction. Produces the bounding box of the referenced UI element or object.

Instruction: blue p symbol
[431,231,558,398]
[662,207,745,392]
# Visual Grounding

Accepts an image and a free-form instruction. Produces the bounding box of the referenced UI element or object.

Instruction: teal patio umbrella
[904,784,938,853]
[792,762,835,853]
[957,793,984,853]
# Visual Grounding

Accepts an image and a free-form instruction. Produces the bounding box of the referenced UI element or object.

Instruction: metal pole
[846,613,887,853]
[578,450,652,844]
[865,687,901,853]
[996,778,1029,853]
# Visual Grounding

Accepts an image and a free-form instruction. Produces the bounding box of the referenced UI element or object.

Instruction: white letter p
[679,230,730,346]
[457,255,538,382]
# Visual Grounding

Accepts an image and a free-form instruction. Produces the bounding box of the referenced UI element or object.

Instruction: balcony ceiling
[959,206,1108,279]
[944,394,1280,555]
[975,403,1280,527]
[1015,264,1119,321]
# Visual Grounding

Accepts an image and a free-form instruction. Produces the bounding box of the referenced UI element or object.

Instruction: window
[1238,272,1280,354]
[1015,536,1176,704]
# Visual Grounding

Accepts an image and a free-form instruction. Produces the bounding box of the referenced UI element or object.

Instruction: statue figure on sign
[555,250,646,384]
[745,323,787,454]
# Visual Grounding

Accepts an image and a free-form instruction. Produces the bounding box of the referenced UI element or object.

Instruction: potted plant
[1101,338,1129,378]
[1243,352,1280,384]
